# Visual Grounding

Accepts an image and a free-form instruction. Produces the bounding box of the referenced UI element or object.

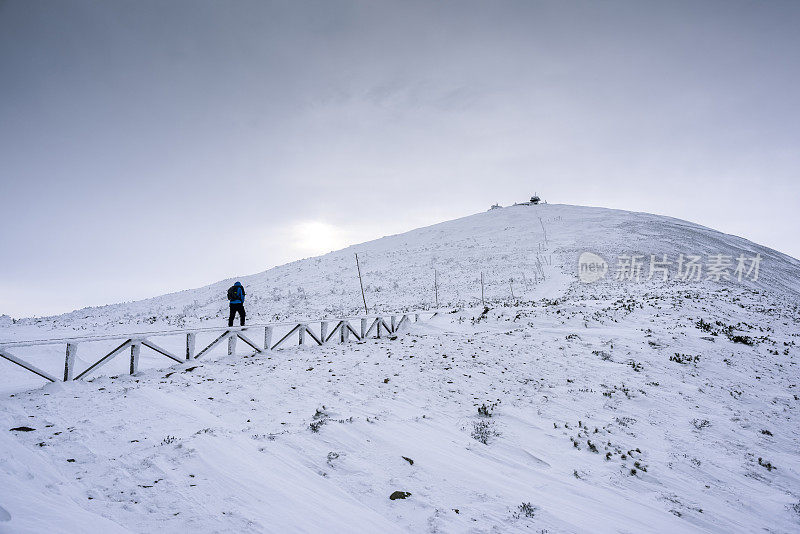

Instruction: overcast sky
[1,0,798,318]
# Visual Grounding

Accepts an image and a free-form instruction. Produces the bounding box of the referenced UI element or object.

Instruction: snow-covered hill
[1,204,799,533]
[4,203,799,336]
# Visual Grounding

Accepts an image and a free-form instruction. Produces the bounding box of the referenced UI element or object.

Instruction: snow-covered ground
[1,204,799,532]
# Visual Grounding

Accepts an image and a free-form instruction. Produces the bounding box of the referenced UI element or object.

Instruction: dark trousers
[229,303,245,327]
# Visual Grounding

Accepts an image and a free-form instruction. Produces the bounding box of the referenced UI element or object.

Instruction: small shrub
[593,350,612,361]
[471,420,500,445]
[729,335,754,345]
[758,457,776,471]
[473,306,491,324]
[691,419,711,430]
[696,319,714,333]
[309,407,329,433]
[514,502,537,519]
[671,353,700,364]
[478,401,499,417]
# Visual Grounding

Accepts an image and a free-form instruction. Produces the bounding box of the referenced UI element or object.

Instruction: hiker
[227,281,246,327]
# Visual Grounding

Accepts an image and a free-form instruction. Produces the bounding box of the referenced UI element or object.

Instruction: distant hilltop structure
[503,193,544,208]
[490,194,546,211]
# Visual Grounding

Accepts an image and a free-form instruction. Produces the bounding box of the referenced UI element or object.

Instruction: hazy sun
[291,220,350,256]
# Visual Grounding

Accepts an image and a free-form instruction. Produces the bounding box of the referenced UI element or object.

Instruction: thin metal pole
[355,253,368,314]
[481,272,485,307]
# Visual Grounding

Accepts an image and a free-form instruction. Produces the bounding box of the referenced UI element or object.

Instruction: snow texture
[1,204,799,533]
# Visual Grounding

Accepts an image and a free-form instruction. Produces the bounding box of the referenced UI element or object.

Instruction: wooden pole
[186,333,196,360]
[130,342,141,375]
[64,343,78,381]
[0,348,58,382]
[481,272,485,307]
[75,339,132,380]
[264,326,273,350]
[320,322,328,345]
[434,269,439,308]
[355,253,368,314]
[509,279,515,301]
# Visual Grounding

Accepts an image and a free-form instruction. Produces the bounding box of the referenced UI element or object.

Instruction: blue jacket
[229,282,245,304]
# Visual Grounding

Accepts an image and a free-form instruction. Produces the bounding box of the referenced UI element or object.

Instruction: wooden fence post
[7,313,429,386]
[63,343,78,381]
[130,342,141,375]
[186,333,196,361]
[320,322,328,344]
[264,326,273,350]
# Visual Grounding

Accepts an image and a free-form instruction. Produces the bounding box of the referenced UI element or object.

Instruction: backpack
[227,285,238,301]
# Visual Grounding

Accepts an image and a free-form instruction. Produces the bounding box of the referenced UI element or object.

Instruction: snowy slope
[3,203,799,335]
[1,204,800,533]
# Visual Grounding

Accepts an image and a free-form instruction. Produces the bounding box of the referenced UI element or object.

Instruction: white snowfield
[1,204,799,533]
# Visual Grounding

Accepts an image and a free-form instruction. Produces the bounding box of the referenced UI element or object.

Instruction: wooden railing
[0,311,437,384]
